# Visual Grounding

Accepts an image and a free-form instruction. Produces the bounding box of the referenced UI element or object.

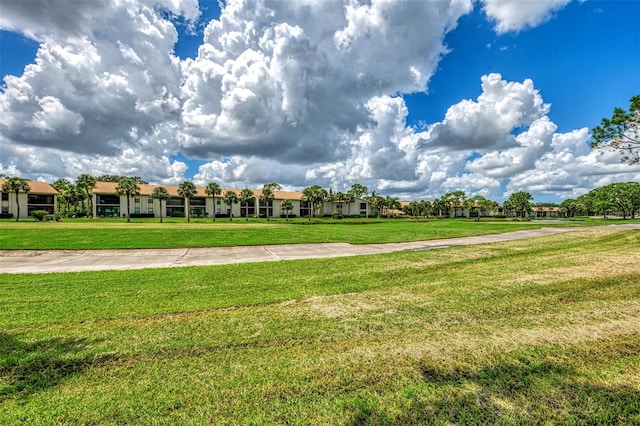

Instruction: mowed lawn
[1,228,639,424]
[0,217,620,249]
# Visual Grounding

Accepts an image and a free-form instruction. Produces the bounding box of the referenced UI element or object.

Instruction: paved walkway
[1,224,639,274]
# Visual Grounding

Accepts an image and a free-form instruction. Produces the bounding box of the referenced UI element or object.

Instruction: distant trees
[302,185,327,220]
[115,177,140,223]
[578,182,640,219]
[365,191,386,218]
[52,178,72,215]
[591,95,640,165]
[151,186,170,223]
[223,190,239,221]
[205,182,222,222]
[76,174,96,217]
[439,191,466,218]
[468,195,498,221]
[178,181,197,222]
[506,191,533,218]
[2,177,30,222]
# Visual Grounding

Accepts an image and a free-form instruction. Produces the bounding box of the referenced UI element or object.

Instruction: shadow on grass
[346,342,640,425]
[0,332,113,400]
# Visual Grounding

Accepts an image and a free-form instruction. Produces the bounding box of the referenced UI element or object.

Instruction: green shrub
[493,214,507,219]
[31,210,50,221]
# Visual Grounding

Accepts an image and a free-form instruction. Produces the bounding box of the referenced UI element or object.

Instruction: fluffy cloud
[481,0,572,33]
[424,73,550,152]
[178,0,473,162]
[1,0,196,159]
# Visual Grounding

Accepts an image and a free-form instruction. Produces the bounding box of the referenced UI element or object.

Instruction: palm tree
[151,186,170,223]
[205,182,222,222]
[115,177,140,223]
[385,196,400,218]
[52,178,71,215]
[281,199,293,221]
[239,188,255,221]
[178,181,197,222]
[365,191,386,218]
[2,177,30,221]
[260,182,282,221]
[223,190,239,221]
[302,185,327,220]
[76,174,97,217]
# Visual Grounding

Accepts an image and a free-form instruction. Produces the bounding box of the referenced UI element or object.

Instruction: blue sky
[1,0,639,202]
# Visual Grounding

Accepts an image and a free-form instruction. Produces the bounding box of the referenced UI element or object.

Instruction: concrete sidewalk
[1,224,638,274]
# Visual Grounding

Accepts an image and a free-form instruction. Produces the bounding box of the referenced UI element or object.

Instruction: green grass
[1,216,633,249]
[1,228,639,424]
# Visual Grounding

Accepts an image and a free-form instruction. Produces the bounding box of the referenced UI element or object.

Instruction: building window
[134,197,140,204]
[1,192,8,201]
[360,202,367,210]
[134,207,140,214]
[96,206,119,217]
[1,207,8,214]
[190,197,206,206]
[299,201,310,217]
[28,194,54,204]
[97,194,120,205]
[148,208,154,214]
[148,198,154,204]
[241,202,255,217]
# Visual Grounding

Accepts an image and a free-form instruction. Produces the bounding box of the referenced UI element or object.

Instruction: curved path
[1,224,639,274]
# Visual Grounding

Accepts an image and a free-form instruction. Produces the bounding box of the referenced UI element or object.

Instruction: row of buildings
[1,180,371,219]
[1,179,563,219]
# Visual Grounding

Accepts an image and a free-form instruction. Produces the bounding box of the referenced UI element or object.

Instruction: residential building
[0,179,58,218]
[90,182,369,219]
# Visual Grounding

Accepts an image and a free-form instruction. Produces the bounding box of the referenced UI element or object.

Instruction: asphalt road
[1,224,639,274]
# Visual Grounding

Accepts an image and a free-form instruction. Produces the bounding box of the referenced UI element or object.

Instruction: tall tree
[239,188,255,222]
[178,181,197,223]
[419,199,433,217]
[223,190,239,221]
[2,177,30,222]
[52,178,71,215]
[205,182,222,222]
[469,195,497,221]
[260,182,282,221]
[506,191,533,218]
[591,95,640,165]
[385,195,400,218]
[151,186,170,223]
[115,177,140,223]
[76,174,96,217]
[281,199,293,221]
[349,183,368,200]
[587,182,640,219]
[302,185,327,220]
[365,191,386,218]
[440,190,467,218]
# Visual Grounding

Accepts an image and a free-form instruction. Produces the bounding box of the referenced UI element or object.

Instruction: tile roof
[0,179,58,194]
[91,182,306,200]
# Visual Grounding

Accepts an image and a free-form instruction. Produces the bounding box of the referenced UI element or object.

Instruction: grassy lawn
[1,228,639,424]
[0,216,633,249]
